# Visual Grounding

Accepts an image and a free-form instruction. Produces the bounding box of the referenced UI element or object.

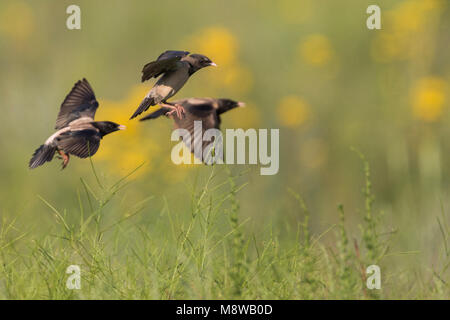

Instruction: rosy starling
[130,50,217,120]
[29,78,126,169]
[140,97,244,161]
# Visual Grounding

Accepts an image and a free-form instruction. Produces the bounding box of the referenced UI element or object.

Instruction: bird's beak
[118,125,127,130]
[209,62,217,67]
[238,101,246,107]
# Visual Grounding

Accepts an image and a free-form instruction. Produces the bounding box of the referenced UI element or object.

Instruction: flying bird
[130,50,217,120]
[140,97,244,162]
[29,78,126,169]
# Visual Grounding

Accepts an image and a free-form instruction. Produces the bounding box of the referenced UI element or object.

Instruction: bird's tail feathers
[139,107,170,121]
[29,144,56,169]
[130,97,155,119]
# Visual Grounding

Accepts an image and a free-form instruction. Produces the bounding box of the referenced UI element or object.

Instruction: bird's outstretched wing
[141,50,190,82]
[181,98,220,128]
[172,99,221,162]
[55,78,99,130]
[29,144,57,169]
[56,129,101,158]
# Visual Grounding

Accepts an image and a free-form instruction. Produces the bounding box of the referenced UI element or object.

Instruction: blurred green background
[0,0,449,277]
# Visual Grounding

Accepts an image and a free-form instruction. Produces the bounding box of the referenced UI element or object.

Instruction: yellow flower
[0,1,35,49]
[391,0,443,33]
[371,32,408,63]
[299,34,334,67]
[181,26,253,95]
[183,27,238,66]
[277,95,310,128]
[371,0,444,62]
[94,84,160,176]
[412,77,447,122]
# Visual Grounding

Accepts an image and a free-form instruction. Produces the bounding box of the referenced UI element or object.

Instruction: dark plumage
[29,79,126,169]
[140,97,244,161]
[130,50,217,120]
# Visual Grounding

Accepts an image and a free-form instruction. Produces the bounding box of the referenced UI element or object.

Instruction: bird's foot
[165,104,185,119]
[57,150,70,170]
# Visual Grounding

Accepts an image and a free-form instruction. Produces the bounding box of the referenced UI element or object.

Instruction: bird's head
[186,54,217,73]
[92,121,126,137]
[217,99,245,114]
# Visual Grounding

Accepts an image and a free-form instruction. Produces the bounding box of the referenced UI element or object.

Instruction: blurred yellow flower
[412,77,447,122]
[391,0,443,33]
[184,27,238,66]
[277,95,310,128]
[0,1,34,48]
[181,26,253,95]
[94,84,159,176]
[371,33,408,62]
[371,0,443,62]
[299,34,334,67]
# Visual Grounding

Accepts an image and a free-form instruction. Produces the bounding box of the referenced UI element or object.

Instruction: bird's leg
[160,102,185,119]
[57,149,70,169]
[162,102,185,119]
